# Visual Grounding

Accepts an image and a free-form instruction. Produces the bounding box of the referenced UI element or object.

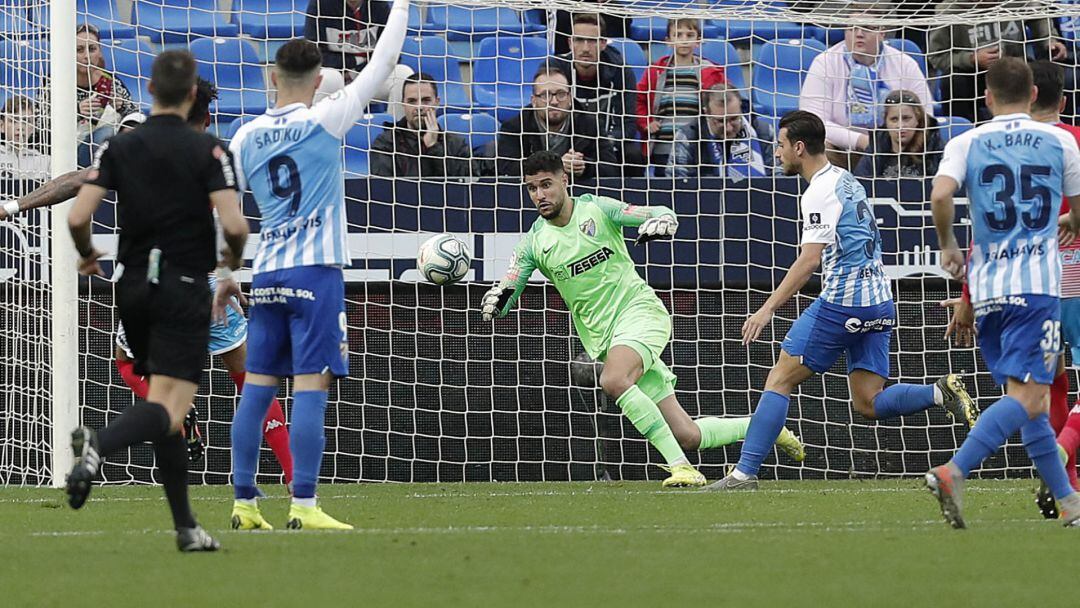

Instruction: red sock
[1060,405,1080,491]
[116,359,150,400]
[230,372,293,485]
[1051,372,1070,434]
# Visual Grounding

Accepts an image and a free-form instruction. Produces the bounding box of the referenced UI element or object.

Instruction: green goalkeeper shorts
[604,299,677,403]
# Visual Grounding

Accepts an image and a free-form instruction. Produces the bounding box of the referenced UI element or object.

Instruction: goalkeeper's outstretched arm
[481,236,537,321]
[0,169,91,219]
[588,195,678,243]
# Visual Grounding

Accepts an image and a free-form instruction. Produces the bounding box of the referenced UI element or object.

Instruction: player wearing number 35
[929,57,1080,529]
[226,0,411,531]
[707,110,977,492]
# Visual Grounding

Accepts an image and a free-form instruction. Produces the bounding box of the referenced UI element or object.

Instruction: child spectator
[636,18,725,166]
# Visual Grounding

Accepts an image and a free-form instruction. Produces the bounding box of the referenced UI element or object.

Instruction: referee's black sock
[153,432,197,530]
[96,401,172,457]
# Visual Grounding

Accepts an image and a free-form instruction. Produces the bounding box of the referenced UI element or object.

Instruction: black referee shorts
[115,267,211,384]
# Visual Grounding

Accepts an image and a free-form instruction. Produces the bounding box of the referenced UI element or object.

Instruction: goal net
[4,0,1080,486]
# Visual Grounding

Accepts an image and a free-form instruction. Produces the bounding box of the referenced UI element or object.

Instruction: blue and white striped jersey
[228,0,408,274]
[936,113,1080,303]
[801,163,892,307]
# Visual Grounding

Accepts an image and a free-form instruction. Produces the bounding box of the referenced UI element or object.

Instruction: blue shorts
[975,294,1061,386]
[1062,297,1080,364]
[246,266,348,378]
[781,298,895,378]
[115,304,246,358]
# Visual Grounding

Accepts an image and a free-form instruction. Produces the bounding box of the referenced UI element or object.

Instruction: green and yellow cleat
[776,427,805,462]
[286,504,354,530]
[231,501,273,530]
[660,463,706,488]
[936,374,979,428]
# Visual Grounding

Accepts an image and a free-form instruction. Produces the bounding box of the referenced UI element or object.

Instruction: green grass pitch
[1,479,1074,607]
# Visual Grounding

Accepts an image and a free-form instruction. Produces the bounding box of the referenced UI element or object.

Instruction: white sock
[670,456,690,466]
[933,384,944,405]
[731,469,750,481]
[292,496,317,508]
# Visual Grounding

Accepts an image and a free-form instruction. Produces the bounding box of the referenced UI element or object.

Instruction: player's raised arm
[312,0,410,138]
[587,195,679,244]
[481,236,537,321]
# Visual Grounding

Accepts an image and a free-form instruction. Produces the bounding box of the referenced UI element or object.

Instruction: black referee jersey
[88,113,239,382]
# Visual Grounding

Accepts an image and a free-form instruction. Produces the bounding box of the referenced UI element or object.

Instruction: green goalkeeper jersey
[494,194,676,358]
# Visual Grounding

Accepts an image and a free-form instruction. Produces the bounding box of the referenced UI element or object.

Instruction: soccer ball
[417,233,472,285]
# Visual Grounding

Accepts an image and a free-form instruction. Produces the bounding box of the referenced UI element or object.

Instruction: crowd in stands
[3,1,1078,189]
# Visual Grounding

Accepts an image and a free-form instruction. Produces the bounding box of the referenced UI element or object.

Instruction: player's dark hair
[1030,60,1064,112]
[402,71,439,99]
[275,38,323,79]
[187,77,218,127]
[523,150,565,177]
[986,57,1033,106]
[779,110,826,155]
[150,50,197,108]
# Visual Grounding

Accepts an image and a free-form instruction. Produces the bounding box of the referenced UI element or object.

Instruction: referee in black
[65,50,248,552]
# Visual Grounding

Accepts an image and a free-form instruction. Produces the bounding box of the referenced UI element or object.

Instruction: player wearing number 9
[929,57,1080,529]
[226,0,412,532]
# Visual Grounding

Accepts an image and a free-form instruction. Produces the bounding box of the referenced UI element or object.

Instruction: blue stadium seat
[224,114,255,141]
[0,2,37,38]
[709,1,816,42]
[424,6,530,41]
[104,38,156,109]
[651,39,746,91]
[399,35,471,113]
[606,38,648,83]
[344,112,393,177]
[884,38,926,75]
[232,0,304,39]
[190,37,267,118]
[75,0,136,39]
[521,9,546,34]
[751,38,825,116]
[438,112,498,152]
[471,36,549,122]
[630,18,721,43]
[132,0,238,43]
[936,115,972,145]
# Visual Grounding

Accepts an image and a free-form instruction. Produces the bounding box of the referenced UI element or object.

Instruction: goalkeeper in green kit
[481,151,804,487]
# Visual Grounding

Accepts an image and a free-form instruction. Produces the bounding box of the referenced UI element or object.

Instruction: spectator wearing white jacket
[799,20,932,152]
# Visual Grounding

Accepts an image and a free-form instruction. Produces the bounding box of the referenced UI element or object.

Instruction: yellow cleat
[286,504,353,530]
[776,427,805,462]
[231,501,273,530]
[937,374,979,428]
[661,463,706,488]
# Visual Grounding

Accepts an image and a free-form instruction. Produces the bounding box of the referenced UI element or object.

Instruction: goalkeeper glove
[481,284,513,321]
[635,215,678,244]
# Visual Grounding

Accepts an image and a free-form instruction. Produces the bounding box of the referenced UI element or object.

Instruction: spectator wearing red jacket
[635,18,725,167]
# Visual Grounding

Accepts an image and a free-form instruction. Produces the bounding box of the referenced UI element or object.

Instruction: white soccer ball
[417,233,472,285]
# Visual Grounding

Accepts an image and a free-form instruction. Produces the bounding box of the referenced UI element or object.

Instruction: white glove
[1,201,19,219]
[636,215,678,244]
[481,285,507,321]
